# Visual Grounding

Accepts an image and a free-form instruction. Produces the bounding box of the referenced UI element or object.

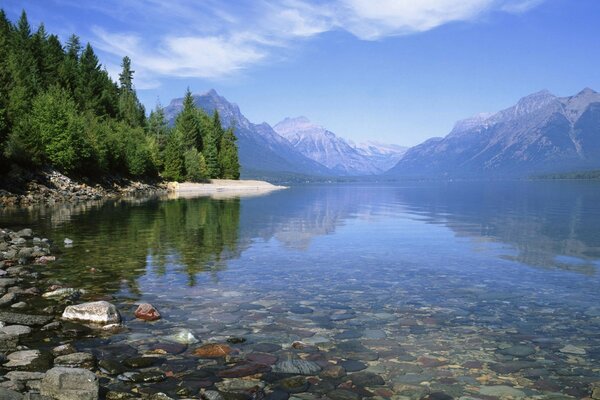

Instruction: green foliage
[184,148,208,182]
[0,9,240,181]
[219,128,240,179]
[29,86,92,172]
[163,129,185,181]
[175,88,202,150]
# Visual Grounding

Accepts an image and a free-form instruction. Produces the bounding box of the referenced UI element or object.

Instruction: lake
[1,181,599,399]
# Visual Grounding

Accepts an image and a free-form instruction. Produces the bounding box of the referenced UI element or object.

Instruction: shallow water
[2,181,599,398]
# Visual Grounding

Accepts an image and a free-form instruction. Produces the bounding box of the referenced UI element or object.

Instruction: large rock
[54,352,96,369]
[40,367,99,400]
[272,359,321,375]
[62,301,121,325]
[4,350,51,371]
[0,311,54,326]
[0,387,23,400]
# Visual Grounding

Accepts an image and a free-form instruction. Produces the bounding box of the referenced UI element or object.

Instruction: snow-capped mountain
[274,117,406,175]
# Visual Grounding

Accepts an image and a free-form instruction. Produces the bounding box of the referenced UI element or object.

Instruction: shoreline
[0,168,286,208]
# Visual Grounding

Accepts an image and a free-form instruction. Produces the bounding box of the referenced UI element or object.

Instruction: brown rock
[247,352,278,365]
[134,303,161,321]
[193,343,232,358]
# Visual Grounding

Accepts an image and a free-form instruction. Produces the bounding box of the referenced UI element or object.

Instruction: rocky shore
[0,167,167,208]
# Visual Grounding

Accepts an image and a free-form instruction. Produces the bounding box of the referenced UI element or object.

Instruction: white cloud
[88,0,545,85]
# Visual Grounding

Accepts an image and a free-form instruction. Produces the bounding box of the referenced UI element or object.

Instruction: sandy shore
[167,179,287,199]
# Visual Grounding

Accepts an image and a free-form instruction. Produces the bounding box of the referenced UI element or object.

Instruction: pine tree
[78,43,104,114]
[163,129,185,181]
[219,128,240,179]
[0,10,12,161]
[175,88,202,150]
[117,56,145,127]
[203,123,220,178]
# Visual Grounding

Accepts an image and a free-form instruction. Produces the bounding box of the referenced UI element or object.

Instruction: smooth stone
[165,328,199,344]
[216,379,265,392]
[320,365,346,379]
[560,344,586,355]
[42,288,80,300]
[203,390,226,400]
[62,301,121,325]
[0,312,54,326]
[42,321,61,331]
[99,359,126,375]
[193,343,232,358]
[272,360,322,375]
[247,352,278,365]
[277,376,309,393]
[41,367,99,400]
[0,325,31,337]
[349,372,385,387]
[0,388,23,400]
[4,350,42,368]
[290,307,313,314]
[499,345,536,357]
[52,343,77,357]
[217,362,271,378]
[0,292,17,306]
[253,343,282,353]
[54,352,96,369]
[340,360,367,372]
[326,389,360,400]
[134,303,161,321]
[478,386,525,398]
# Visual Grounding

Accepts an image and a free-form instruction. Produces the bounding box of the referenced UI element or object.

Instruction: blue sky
[2,0,600,146]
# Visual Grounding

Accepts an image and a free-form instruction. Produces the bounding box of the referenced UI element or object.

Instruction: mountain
[164,90,332,178]
[273,117,406,175]
[350,140,408,172]
[388,88,600,178]
[273,117,378,175]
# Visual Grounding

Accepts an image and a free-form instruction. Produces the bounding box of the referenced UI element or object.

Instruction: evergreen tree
[175,88,202,150]
[219,128,240,179]
[212,110,224,153]
[0,10,12,161]
[184,148,208,182]
[29,86,91,172]
[203,124,220,178]
[78,43,104,113]
[163,129,185,181]
[117,56,145,127]
[147,102,169,163]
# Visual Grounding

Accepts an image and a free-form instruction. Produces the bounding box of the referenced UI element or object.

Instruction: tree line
[0,10,240,181]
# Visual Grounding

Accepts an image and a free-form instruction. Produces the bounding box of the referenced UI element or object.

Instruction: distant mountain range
[164,87,600,180]
[164,90,406,178]
[388,88,600,178]
[273,117,407,175]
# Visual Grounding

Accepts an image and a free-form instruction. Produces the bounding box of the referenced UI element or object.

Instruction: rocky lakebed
[0,224,599,400]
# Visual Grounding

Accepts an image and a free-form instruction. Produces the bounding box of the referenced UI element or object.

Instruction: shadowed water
[1,181,599,398]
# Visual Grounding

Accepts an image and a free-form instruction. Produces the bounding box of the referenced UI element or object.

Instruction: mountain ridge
[388,87,600,178]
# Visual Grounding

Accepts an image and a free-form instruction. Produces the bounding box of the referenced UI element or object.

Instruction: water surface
[2,181,599,398]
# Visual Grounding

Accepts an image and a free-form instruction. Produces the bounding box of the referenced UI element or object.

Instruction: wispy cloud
[88,0,544,86]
